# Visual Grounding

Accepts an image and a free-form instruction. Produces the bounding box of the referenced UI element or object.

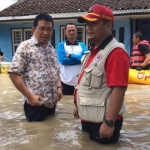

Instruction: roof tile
[0,0,149,17]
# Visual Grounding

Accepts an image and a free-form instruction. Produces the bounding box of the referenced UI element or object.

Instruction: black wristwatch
[104,118,115,127]
[57,86,63,89]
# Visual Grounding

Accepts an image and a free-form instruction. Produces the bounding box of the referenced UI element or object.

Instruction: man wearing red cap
[73,4,130,144]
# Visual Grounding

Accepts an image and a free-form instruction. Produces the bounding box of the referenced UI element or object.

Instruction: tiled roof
[0,0,150,17]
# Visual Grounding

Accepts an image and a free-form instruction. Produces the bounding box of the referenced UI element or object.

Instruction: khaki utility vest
[76,38,127,123]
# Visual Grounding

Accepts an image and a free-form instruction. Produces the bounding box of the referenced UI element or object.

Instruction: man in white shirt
[58,23,87,95]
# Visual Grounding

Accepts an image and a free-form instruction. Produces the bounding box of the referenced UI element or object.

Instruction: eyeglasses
[37,26,53,32]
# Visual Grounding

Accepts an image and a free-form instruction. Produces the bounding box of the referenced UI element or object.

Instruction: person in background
[8,13,62,122]
[131,31,150,70]
[0,49,4,61]
[73,4,129,144]
[58,23,87,95]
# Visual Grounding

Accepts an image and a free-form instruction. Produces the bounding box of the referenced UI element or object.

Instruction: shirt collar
[30,35,52,48]
[30,35,39,45]
[66,39,79,45]
[90,35,113,51]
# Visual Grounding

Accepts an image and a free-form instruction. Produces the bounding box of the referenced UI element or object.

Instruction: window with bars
[24,29,33,40]
[12,29,23,54]
[119,27,125,44]
[51,29,55,48]
[60,26,86,43]
[12,29,33,55]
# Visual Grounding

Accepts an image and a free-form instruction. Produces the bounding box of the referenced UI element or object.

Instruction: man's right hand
[73,108,79,119]
[27,94,44,106]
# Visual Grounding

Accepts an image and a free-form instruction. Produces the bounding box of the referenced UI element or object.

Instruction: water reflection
[0,74,150,150]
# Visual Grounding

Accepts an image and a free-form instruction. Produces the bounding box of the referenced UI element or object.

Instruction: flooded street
[0,74,150,150]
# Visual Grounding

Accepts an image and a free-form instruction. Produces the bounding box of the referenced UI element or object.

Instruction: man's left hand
[57,88,62,101]
[99,122,114,138]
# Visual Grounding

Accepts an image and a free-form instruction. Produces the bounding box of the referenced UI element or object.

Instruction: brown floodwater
[0,74,150,150]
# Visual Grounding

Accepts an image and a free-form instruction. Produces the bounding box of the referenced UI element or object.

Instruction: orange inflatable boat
[128,69,150,84]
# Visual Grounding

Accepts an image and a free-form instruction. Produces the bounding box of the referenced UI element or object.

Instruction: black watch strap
[57,86,63,89]
[104,118,115,127]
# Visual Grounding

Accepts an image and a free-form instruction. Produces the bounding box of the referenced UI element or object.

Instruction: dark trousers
[24,101,55,122]
[61,81,74,95]
[81,116,123,144]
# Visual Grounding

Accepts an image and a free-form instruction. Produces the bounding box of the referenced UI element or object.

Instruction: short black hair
[33,13,54,28]
[102,20,110,24]
[0,48,4,56]
[112,29,116,37]
[134,31,143,40]
[102,20,114,31]
[65,23,76,30]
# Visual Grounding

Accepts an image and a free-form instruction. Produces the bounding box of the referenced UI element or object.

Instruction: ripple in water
[53,130,82,150]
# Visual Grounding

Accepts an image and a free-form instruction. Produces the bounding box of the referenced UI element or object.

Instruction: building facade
[0,0,150,61]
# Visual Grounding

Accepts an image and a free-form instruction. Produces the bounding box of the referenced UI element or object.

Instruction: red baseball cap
[77,4,114,23]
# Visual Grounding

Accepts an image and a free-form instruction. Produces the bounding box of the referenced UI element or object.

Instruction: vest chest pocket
[90,69,103,88]
[81,68,92,86]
